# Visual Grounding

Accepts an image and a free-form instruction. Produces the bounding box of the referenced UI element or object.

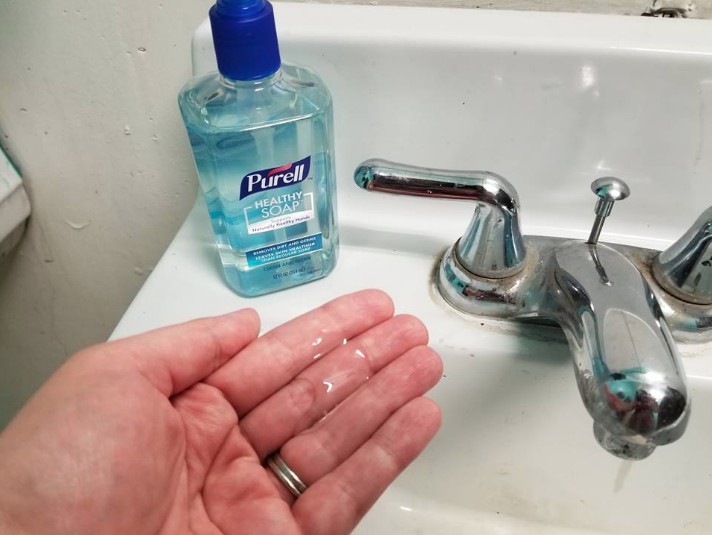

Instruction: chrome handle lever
[653,206,712,305]
[354,158,526,278]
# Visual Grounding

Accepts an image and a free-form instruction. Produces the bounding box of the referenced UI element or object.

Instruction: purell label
[244,192,315,234]
[239,156,311,200]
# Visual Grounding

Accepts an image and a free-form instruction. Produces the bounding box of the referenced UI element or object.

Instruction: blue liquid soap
[178,0,338,296]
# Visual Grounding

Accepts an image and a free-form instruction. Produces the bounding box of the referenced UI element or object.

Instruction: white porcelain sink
[113,4,712,533]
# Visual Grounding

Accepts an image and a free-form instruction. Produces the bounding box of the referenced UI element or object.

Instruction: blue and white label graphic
[243,192,315,234]
[239,156,311,200]
[246,233,323,267]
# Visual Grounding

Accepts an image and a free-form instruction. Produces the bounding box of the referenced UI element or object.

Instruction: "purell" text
[240,156,311,200]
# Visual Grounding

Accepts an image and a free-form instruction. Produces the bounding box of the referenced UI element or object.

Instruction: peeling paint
[64,220,90,230]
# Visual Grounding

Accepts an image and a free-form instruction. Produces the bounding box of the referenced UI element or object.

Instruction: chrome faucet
[355,159,712,460]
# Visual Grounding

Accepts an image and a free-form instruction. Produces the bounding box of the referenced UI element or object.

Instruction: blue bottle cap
[209,0,282,81]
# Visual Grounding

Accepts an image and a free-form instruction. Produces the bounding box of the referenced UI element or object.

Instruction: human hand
[0,289,442,535]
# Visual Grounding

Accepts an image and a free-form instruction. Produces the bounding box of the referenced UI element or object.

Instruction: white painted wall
[0,0,213,426]
[0,0,710,428]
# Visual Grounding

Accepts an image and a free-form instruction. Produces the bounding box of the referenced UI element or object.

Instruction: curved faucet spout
[553,242,690,459]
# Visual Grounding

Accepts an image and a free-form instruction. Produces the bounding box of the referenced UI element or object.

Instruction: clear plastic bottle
[178,0,338,297]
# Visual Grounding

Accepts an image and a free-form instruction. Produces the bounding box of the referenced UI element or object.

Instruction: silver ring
[266,452,307,498]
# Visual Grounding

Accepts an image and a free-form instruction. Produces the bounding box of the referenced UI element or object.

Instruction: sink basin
[113,4,712,534]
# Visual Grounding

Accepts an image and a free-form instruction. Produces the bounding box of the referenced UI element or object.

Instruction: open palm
[0,290,442,535]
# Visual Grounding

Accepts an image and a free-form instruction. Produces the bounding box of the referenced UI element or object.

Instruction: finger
[279,345,442,486]
[240,314,429,460]
[206,289,395,416]
[102,309,260,397]
[294,397,442,535]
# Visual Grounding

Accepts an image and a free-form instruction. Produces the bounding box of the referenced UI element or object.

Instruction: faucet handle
[354,159,526,278]
[653,206,712,305]
[586,177,631,245]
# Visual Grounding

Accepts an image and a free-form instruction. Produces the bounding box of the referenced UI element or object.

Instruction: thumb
[102,309,261,397]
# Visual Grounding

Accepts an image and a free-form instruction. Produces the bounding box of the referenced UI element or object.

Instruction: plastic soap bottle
[178,0,338,297]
